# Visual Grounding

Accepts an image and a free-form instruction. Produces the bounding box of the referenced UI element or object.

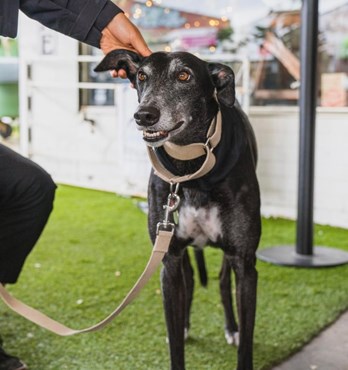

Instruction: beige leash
[0,229,173,335]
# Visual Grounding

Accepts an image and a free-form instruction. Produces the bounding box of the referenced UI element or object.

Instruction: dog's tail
[194,249,208,287]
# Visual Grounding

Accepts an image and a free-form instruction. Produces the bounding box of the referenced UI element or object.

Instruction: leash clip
[156,183,180,234]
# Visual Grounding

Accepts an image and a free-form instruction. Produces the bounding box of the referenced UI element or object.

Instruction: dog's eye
[138,72,147,81]
[178,71,191,82]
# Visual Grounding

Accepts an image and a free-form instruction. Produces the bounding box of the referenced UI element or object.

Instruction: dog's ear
[94,49,143,84]
[207,63,235,107]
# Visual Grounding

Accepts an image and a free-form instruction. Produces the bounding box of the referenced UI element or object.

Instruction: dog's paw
[225,330,239,347]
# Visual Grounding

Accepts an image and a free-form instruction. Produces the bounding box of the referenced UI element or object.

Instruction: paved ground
[272,310,348,370]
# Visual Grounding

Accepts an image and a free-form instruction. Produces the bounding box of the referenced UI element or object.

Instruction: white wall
[313,109,348,228]
[250,106,348,228]
[29,78,150,195]
[18,14,151,196]
[250,107,299,220]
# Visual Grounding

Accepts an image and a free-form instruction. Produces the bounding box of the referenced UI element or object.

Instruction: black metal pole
[256,0,348,267]
[296,0,318,255]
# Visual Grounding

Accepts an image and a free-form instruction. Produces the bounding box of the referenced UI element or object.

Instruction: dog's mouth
[142,121,184,144]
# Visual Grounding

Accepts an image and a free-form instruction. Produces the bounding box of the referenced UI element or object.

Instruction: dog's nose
[134,107,160,127]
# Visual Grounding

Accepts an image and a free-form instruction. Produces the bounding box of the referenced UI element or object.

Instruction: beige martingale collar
[147,110,222,183]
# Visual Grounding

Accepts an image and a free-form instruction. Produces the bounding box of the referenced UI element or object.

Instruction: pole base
[257,246,348,267]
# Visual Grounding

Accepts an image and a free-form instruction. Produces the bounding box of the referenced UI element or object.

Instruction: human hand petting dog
[100,13,151,79]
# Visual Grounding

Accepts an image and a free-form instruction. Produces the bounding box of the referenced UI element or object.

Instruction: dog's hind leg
[219,253,239,346]
[227,253,257,370]
[182,249,194,340]
[161,252,186,370]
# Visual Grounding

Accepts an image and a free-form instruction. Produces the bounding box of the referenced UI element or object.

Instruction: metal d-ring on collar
[146,110,222,184]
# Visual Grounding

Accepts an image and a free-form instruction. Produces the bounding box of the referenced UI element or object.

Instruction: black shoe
[0,345,28,370]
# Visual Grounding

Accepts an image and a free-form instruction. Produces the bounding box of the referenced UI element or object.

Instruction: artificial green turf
[1,185,348,370]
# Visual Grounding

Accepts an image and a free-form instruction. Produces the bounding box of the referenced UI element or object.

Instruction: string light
[209,19,220,27]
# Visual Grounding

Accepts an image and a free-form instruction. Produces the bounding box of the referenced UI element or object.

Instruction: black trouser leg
[0,144,56,284]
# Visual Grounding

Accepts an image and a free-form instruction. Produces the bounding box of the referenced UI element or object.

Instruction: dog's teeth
[143,130,167,139]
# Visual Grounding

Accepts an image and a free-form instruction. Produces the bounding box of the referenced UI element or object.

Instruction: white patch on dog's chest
[176,206,222,248]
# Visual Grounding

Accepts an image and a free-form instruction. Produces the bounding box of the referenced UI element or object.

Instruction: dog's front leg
[182,249,194,339]
[161,252,186,370]
[219,254,239,346]
[227,253,257,370]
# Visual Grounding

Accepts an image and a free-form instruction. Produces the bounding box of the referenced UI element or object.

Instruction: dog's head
[95,50,235,147]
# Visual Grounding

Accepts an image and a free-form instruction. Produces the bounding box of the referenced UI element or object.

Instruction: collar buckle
[204,137,213,152]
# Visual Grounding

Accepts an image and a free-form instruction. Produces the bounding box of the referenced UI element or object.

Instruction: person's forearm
[19,0,122,48]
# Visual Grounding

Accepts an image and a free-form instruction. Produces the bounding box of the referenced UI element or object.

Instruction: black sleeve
[19,0,123,48]
[0,0,20,38]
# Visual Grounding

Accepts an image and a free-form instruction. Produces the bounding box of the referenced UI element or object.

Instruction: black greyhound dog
[95,50,261,370]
